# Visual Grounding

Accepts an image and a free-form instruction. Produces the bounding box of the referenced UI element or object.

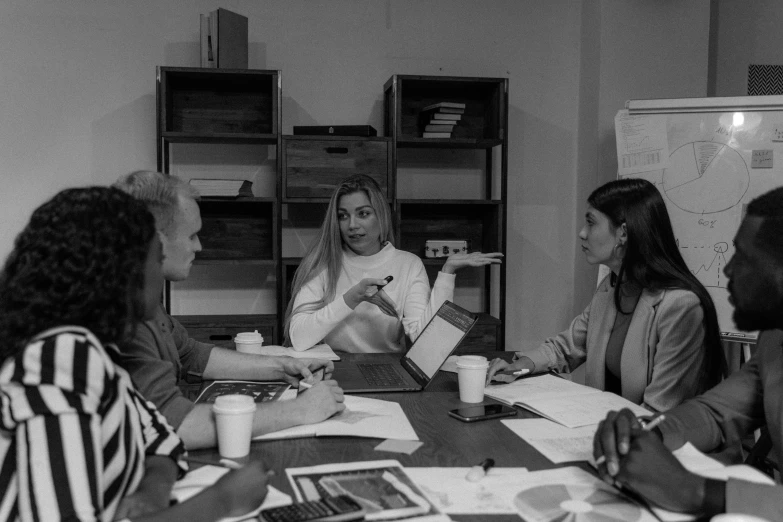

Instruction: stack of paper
[254,395,419,441]
[485,374,651,428]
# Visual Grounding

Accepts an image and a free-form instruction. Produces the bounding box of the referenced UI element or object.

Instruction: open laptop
[335,300,478,393]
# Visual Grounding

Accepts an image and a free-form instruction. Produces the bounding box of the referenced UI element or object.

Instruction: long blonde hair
[283,175,393,345]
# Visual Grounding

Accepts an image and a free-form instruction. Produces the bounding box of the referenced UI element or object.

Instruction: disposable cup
[212,394,256,459]
[456,355,489,403]
[234,330,264,354]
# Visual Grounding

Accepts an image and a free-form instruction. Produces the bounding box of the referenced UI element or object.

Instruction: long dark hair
[0,187,156,361]
[589,178,726,383]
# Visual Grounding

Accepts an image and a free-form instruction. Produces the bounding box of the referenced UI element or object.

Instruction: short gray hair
[113,170,199,233]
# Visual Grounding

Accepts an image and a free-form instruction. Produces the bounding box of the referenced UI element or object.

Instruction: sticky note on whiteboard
[751,150,773,168]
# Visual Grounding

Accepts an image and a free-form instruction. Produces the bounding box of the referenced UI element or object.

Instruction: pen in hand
[594,415,666,468]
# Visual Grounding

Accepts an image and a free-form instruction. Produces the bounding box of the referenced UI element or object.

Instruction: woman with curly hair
[284,175,503,353]
[486,178,726,412]
[0,187,267,521]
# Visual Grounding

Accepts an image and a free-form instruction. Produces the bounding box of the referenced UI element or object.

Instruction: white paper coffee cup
[456,355,489,403]
[234,330,264,354]
[212,394,256,459]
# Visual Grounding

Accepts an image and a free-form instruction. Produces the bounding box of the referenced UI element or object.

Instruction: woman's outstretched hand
[443,252,503,274]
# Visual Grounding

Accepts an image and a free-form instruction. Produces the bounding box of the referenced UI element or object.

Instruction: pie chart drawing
[514,484,643,522]
[662,142,749,215]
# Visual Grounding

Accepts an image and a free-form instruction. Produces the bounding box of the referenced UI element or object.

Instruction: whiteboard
[615,96,783,340]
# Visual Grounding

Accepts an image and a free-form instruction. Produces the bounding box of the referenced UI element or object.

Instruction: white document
[615,110,670,176]
[500,418,596,463]
[250,343,341,361]
[254,395,419,441]
[485,374,651,428]
[406,467,528,514]
[172,465,291,521]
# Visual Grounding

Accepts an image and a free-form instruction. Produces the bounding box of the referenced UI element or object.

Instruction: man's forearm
[201,348,286,380]
[177,400,308,450]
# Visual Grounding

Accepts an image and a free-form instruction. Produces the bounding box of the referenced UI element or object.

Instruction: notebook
[335,300,478,393]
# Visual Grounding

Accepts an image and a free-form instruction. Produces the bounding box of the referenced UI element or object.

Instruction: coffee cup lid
[212,394,257,414]
[234,330,264,343]
[456,355,489,369]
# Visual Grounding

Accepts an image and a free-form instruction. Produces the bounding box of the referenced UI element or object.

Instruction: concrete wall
[0,0,711,348]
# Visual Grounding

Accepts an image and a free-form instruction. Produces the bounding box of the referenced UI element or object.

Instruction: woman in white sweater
[284,175,502,353]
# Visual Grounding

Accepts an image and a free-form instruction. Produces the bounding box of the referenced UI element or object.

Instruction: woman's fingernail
[608,461,619,476]
[619,442,629,454]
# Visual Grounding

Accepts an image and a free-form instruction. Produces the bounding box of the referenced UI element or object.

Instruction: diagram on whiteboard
[663,142,749,214]
[615,106,783,338]
[678,241,730,289]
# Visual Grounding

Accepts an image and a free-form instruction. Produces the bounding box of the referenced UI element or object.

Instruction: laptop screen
[405,301,477,379]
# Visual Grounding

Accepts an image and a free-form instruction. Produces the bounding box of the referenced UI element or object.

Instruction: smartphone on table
[259,494,364,522]
[448,404,517,423]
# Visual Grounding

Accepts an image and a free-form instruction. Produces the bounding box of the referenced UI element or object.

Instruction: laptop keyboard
[357,363,407,387]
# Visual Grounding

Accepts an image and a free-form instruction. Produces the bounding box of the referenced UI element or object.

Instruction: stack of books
[189,179,253,198]
[419,102,466,138]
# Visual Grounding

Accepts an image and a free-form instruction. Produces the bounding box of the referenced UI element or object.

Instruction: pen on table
[594,415,666,467]
[465,458,495,482]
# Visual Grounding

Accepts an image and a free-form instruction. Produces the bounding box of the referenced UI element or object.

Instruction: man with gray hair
[114,170,344,450]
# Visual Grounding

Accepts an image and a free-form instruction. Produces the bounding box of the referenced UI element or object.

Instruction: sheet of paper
[485,373,598,403]
[440,355,459,374]
[511,466,660,522]
[405,467,528,514]
[172,465,291,522]
[253,343,340,361]
[254,395,419,441]
[520,392,651,428]
[374,439,424,455]
[615,110,670,175]
[500,418,596,463]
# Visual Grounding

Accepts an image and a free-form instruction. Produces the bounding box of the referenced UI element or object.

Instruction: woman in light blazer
[487,179,726,412]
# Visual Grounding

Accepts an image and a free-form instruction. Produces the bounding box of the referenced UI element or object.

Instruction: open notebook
[485,374,651,428]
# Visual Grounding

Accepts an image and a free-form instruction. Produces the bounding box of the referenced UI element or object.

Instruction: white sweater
[289,243,455,353]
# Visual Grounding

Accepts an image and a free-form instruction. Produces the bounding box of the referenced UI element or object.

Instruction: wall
[570,0,711,314]
[0,0,710,348]
[713,0,783,96]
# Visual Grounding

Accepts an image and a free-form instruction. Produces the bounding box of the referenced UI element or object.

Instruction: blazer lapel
[585,285,615,390]
[619,288,664,403]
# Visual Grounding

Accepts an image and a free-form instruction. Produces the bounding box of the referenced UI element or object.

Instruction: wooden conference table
[190,352,593,522]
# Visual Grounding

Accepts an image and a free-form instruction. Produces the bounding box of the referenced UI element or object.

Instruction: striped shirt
[0,326,187,521]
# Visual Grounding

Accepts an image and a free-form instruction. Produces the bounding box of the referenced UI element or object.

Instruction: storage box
[293,125,377,137]
[425,240,468,258]
[283,136,391,199]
